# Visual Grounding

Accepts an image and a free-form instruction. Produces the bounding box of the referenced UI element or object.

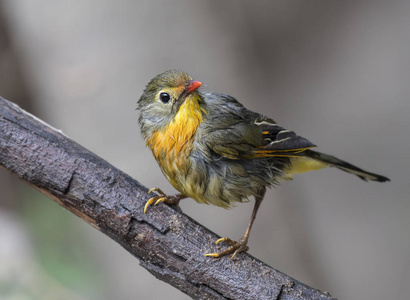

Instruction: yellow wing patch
[253,147,316,158]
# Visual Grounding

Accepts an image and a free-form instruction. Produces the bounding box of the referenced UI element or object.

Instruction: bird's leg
[205,188,266,259]
[143,188,187,213]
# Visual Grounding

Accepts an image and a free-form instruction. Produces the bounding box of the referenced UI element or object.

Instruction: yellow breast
[145,95,204,188]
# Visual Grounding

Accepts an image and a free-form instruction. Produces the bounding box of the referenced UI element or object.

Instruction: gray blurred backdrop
[0,1,409,299]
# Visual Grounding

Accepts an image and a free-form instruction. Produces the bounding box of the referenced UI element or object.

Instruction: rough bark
[0,96,336,300]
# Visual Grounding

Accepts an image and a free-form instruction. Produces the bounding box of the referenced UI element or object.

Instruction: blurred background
[0,1,409,299]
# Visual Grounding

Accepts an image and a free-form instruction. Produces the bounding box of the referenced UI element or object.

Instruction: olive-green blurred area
[1,1,409,299]
[0,184,102,300]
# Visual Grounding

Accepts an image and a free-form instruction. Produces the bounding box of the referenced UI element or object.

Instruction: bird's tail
[304,149,390,182]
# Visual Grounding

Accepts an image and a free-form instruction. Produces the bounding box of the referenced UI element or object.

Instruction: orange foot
[143,188,186,213]
[205,236,249,259]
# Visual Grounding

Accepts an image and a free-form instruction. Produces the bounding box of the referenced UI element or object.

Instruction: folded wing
[253,116,316,158]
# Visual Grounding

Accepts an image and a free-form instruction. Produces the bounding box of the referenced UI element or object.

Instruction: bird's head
[137,70,203,138]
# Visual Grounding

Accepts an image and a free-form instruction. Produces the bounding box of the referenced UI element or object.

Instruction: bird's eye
[159,92,171,104]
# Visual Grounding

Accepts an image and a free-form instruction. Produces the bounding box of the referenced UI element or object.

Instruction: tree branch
[0,97,336,300]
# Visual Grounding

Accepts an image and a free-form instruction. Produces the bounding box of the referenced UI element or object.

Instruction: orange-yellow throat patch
[146,95,204,171]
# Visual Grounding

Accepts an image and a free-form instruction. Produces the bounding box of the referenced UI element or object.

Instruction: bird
[137,69,390,259]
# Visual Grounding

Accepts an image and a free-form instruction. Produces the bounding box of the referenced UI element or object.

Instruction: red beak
[186,80,202,93]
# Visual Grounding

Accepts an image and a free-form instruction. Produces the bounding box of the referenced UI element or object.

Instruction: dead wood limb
[0,97,336,300]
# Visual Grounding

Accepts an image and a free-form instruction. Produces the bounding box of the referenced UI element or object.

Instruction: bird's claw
[205,236,249,259]
[215,237,236,246]
[154,197,166,205]
[143,197,156,214]
[144,189,167,213]
[143,188,184,213]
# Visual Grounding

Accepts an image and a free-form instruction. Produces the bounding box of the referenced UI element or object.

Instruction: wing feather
[199,93,316,160]
[253,117,316,158]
